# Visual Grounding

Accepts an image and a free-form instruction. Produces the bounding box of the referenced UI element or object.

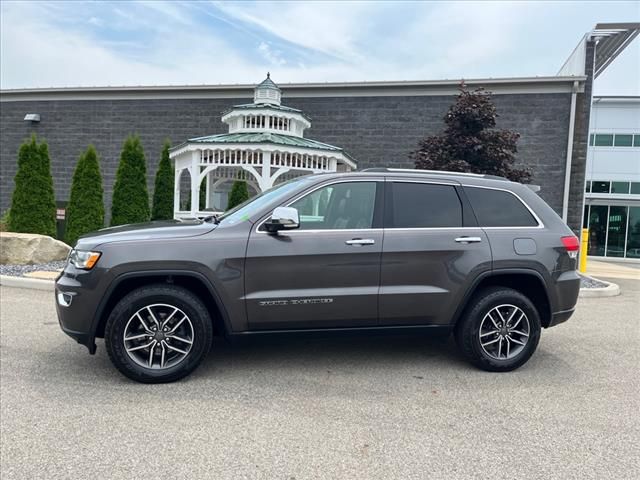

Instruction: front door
[379,180,492,326]
[245,180,383,330]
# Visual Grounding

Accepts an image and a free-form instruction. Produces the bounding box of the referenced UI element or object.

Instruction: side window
[464,187,538,227]
[290,182,377,230]
[389,182,462,228]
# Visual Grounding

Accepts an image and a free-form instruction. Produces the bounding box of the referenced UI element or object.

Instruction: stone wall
[0,91,578,225]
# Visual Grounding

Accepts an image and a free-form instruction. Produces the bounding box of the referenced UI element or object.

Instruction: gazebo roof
[181,132,355,162]
[221,102,311,120]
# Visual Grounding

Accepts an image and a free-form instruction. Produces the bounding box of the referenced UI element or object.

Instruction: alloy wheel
[123,304,194,369]
[478,304,530,361]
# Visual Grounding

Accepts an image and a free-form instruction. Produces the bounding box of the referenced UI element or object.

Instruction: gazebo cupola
[170,74,356,219]
[253,72,281,105]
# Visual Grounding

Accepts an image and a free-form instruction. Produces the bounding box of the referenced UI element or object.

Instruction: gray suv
[55,169,581,383]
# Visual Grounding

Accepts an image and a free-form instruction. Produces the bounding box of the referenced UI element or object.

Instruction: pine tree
[227,176,250,210]
[111,135,150,226]
[65,145,104,245]
[410,83,531,183]
[8,135,57,236]
[151,140,175,220]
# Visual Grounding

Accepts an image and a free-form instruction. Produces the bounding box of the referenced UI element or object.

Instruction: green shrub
[227,177,250,210]
[0,209,10,231]
[8,135,56,236]
[151,140,175,220]
[65,145,105,245]
[111,135,150,226]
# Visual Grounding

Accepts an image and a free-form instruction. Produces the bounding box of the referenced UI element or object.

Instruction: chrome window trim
[255,178,382,234]
[461,184,545,229]
[254,178,545,234]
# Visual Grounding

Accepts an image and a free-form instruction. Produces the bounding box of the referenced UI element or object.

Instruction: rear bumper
[548,307,576,328]
[547,269,580,328]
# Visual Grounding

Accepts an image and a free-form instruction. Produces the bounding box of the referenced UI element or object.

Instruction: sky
[0,1,638,95]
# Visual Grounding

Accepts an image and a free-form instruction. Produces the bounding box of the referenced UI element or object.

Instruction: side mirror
[264,206,300,233]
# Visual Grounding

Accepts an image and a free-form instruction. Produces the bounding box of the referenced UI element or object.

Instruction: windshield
[217,175,317,226]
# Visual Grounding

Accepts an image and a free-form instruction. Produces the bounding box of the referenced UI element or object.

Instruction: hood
[75,219,216,249]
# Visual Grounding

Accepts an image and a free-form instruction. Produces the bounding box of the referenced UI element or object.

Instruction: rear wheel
[105,284,212,383]
[455,287,541,372]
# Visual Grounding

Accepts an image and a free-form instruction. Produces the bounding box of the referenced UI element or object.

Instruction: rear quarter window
[464,187,539,227]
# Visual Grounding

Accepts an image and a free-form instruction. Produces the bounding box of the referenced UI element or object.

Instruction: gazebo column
[190,150,200,215]
[173,168,181,217]
[205,171,212,209]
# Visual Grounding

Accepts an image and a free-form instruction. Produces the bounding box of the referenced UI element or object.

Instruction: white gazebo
[170,74,357,219]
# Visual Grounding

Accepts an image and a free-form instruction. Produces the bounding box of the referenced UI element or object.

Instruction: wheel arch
[453,269,553,328]
[92,270,232,342]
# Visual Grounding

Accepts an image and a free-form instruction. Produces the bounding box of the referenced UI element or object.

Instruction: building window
[590,132,640,147]
[594,134,614,146]
[627,207,640,258]
[611,181,630,194]
[606,206,628,257]
[613,134,633,147]
[587,205,608,256]
[585,181,591,193]
[591,181,610,193]
[631,183,640,195]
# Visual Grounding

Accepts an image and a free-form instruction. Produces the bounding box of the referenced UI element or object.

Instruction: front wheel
[455,287,542,372]
[105,284,212,383]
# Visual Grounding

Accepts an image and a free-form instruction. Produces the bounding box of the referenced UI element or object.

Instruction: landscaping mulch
[0,261,66,277]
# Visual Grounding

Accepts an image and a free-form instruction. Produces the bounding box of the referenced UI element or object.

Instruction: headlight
[68,249,101,270]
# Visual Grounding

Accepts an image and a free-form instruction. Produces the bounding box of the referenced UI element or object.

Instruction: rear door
[244,179,384,330]
[379,179,492,326]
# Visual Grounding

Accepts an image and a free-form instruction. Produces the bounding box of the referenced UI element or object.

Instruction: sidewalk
[586,260,640,281]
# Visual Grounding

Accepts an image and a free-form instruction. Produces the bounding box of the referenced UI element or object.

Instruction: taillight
[561,236,580,258]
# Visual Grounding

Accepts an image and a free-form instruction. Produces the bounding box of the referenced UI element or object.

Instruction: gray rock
[0,232,71,264]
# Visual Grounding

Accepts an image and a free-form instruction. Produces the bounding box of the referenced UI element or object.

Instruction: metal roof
[182,132,353,159]
[592,23,640,78]
[221,102,310,120]
[256,73,280,90]
[558,22,639,78]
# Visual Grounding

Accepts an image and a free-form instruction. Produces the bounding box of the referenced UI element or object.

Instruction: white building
[170,74,356,218]
[583,96,640,259]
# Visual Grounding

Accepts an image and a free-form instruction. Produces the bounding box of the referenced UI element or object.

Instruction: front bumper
[55,269,100,354]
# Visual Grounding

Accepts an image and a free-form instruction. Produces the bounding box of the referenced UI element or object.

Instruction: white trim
[562,80,580,222]
[0,76,587,102]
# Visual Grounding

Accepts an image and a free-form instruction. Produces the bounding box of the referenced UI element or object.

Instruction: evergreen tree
[227,176,250,210]
[65,145,104,245]
[111,135,150,226]
[151,140,175,220]
[410,83,531,182]
[8,135,56,236]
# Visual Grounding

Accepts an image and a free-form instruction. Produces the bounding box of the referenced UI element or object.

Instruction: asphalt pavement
[1,279,638,479]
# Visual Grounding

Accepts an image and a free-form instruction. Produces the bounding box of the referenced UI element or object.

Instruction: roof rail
[361,167,507,181]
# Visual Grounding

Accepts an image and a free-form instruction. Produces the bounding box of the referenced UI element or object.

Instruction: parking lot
[1,279,638,480]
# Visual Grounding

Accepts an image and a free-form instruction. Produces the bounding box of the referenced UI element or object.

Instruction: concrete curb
[579,277,621,298]
[0,274,55,291]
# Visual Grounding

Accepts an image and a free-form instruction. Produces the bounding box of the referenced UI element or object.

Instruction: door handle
[455,236,482,244]
[345,238,375,246]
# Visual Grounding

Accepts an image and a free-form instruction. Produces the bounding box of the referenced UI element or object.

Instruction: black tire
[105,284,212,383]
[455,287,541,372]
